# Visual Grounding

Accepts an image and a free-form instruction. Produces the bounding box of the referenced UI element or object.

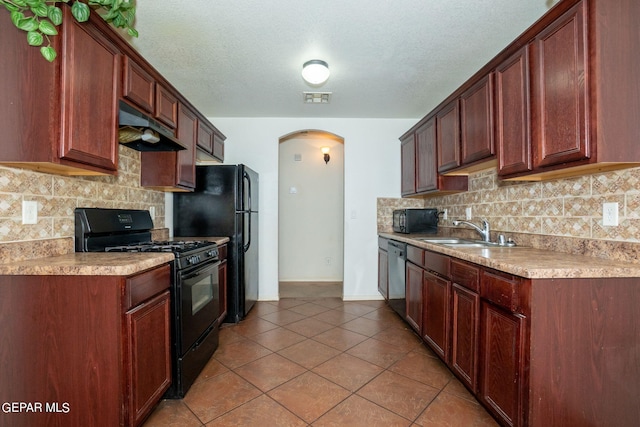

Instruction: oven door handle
[180,260,220,281]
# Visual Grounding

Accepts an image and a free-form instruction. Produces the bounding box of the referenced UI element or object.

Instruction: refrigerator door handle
[244,211,251,252]
[243,170,252,213]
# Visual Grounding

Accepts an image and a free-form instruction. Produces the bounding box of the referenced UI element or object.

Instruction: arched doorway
[278,130,345,298]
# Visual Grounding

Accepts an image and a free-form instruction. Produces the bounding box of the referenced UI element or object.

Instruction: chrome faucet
[452,219,491,242]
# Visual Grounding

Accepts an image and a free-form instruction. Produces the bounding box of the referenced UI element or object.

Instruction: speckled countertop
[175,236,230,245]
[0,252,174,276]
[379,232,640,279]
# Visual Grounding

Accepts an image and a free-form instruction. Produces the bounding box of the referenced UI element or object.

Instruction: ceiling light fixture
[302,59,330,85]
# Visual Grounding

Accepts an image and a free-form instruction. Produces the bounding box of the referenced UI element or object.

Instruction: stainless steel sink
[417,237,520,248]
[416,237,475,244]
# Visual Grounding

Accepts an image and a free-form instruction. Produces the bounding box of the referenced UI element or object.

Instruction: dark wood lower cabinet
[381,239,640,427]
[451,283,480,392]
[479,301,527,427]
[405,261,424,333]
[125,290,171,427]
[0,265,172,427]
[422,270,450,360]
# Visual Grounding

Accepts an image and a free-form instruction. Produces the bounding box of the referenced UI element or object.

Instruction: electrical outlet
[602,202,619,226]
[22,200,38,225]
[465,207,472,220]
[149,206,155,221]
[324,257,331,266]
[442,209,448,220]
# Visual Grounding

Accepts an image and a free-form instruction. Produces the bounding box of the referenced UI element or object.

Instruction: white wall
[279,135,344,282]
[203,118,414,301]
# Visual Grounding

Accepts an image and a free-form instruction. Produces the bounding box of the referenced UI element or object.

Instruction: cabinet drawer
[481,269,522,312]
[424,250,450,278]
[124,264,171,310]
[407,245,424,266]
[451,259,480,292]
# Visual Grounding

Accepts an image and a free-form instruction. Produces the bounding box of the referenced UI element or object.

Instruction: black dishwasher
[387,240,407,318]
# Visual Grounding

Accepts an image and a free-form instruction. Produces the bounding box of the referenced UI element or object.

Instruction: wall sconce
[302,60,330,85]
[321,146,330,164]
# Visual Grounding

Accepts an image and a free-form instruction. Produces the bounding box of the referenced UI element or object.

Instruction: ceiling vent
[303,92,331,104]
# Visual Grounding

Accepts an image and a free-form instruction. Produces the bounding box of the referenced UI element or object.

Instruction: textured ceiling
[127,0,558,119]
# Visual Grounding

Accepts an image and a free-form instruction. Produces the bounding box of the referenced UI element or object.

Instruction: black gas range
[74,207,221,398]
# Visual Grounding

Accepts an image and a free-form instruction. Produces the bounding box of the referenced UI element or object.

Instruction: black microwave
[393,208,439,234]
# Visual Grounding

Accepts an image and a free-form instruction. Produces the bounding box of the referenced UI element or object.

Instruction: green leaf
[17,16,40,32]
[26,30,43,46]
[40,45,57,62]
[11,0,28,7]
[38,19,58,35]
[71,0,90,22]
[127,27,138,38]
[10,10,25,27]
[3,3,20,12]
[30,4,49,17]
[48,6,63,25]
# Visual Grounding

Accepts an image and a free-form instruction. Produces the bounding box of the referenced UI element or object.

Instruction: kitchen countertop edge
[0,252,175,276]
[379,232,640,279]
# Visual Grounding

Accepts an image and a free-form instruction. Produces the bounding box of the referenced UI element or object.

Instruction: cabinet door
[415,119,438,193]
[125,290,171,427]
[59,11,120,172]
[531,1,589,169]
[177,104,198,189]
[451,283,479,392]
[479,301,527,427]
[405,262,423,333]
[213,132,225,162]
[460,74,495,165]
[496,46,532,177]
[436,99,461,172]
[197,119,215,153]
[400,134,416,195]
[378,248,389,300]
[122,56,155,113]
[422,270,450,360]
[155,84,178,128]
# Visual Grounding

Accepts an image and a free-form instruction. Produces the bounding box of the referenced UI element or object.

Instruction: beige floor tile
[267,371,350,423]
[144,295,498,427]
[234,353,306,392]
[313,394,411,427]
[356,370,439,420]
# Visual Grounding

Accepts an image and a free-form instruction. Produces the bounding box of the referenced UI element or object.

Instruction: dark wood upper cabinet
[530,1,589,169]
[496,46,532,177]
[400,118,468,197]
[0,6,120,175]
[195,113,225,163]
[415,119,438,193]
[155,84,179,129]
[400,133,417,196]
[122,56,155,114]
[140,103,197,191]
[460,74,495,165]
[436,100,461,173]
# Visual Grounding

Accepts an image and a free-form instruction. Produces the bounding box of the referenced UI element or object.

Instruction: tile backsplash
[378,166,640,263]
[0,145,165,244]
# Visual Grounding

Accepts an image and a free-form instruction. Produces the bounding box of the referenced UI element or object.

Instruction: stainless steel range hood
[118,101,186,152]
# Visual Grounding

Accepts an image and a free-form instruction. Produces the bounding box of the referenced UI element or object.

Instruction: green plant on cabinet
[1,0,137,61]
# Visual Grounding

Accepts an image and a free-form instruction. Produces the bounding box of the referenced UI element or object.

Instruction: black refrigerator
[174,164,258,323]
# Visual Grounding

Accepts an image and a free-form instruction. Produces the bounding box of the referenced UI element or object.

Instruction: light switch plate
[602,202,619,226]
[465,207,472,220]
[22,200,38,225]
